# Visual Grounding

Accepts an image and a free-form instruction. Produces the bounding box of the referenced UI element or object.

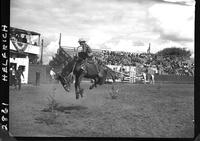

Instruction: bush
[109,85,119,99]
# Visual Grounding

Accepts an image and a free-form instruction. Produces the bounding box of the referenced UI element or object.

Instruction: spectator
[50,68,56,80]
[18,34,23,42]
[22,35,27,43]
[10,66,16,86]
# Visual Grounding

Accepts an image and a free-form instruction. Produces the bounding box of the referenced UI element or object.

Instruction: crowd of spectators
[10,33,38,46]
[93,50,194,76]
[94,50,144,66]
[154,56,194,76]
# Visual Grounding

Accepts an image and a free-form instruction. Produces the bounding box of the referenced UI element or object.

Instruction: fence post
[36,72,40,86]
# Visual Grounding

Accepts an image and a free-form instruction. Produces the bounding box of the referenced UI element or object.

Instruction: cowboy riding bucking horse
[56,38,110,99]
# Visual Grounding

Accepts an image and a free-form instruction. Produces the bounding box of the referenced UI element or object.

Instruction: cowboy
[77,38,101,76]
[10,65,16,86]
[78,38,92,59]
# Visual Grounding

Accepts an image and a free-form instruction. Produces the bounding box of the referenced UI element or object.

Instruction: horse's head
[56,74,71,92]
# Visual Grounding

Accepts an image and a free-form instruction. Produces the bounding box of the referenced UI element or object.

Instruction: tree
[156,47,191,59]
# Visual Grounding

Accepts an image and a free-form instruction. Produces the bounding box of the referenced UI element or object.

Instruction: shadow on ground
[41,105,88,113]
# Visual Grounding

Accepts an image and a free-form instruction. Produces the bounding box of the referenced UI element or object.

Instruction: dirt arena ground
[9,81,194,138]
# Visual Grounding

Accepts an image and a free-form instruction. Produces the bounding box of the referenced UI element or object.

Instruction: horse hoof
[65,89,69,92]
[64,86,70,92]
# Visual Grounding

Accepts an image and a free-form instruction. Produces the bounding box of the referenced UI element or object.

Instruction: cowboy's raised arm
[77,46,82,51]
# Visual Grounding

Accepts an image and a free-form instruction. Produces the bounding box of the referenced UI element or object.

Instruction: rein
[70,61,77,75]
[66,58,79,84]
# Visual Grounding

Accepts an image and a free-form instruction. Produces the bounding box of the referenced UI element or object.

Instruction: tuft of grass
[46,87,59,112]
[109,85,119,99]
[38,87,60,125]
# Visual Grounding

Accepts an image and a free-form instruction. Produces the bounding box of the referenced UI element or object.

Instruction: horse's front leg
[59,76,70,92]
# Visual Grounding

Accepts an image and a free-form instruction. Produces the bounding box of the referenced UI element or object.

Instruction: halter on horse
[56,50,108,99]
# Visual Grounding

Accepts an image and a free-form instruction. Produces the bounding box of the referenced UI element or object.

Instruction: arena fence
[106,65,194,84]
[27,64,194,85]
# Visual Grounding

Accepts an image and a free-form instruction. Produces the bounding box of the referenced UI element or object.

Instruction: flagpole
[59,33,61,49]
[40,39,44,65]
[148,43,151,54]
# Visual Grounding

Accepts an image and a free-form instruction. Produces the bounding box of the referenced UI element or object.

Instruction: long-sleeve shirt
[80,43,92,53]
[15,70,24,80]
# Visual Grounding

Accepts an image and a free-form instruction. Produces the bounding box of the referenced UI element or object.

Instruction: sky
[10,0,195,64]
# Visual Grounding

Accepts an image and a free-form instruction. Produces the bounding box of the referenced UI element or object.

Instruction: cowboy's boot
[95,63,102,78]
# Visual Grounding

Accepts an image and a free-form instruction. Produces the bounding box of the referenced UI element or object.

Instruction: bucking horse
[56,52,110,99]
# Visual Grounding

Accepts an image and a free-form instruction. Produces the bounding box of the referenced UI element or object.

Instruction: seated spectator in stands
[10,34,17,41]
[120,64,125,73]
[22,35,27,43]
[18,34,23,42]
[15,34,20,41]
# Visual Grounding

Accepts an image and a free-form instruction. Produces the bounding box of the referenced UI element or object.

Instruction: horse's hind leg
[77,73,85,98]
[89,78,98,89]
[75,76,80,99]
[79,89,84,98]
[89,83,95,89]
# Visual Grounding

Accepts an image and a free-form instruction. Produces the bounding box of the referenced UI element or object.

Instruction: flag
[147,43,151,54]
[59,33,61,48]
